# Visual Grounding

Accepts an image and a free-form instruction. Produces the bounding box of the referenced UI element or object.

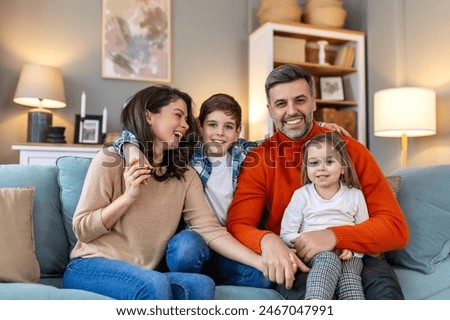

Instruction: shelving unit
[248,22,366,145]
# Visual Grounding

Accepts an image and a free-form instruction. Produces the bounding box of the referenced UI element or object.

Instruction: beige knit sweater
[70,148,228,269]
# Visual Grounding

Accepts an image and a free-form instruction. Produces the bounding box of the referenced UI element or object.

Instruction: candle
[80,91,86,118]
[102,107,108,134]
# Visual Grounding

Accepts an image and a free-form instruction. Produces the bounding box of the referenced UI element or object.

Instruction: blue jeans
[165,229,273,288]
[63,257,215,300]
[276,255,405,300]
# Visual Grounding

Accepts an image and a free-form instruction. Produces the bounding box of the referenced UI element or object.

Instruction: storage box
[315,107,357,138]
[274,36,306,64]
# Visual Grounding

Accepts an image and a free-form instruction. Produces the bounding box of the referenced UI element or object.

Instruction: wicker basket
[304,7,347,28]
[257,0,302,25]
[304,0,343,11]
[315,108,357,138]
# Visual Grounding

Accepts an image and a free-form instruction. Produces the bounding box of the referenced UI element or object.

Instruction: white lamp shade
[374,87,436,137]
[14,64,66,108]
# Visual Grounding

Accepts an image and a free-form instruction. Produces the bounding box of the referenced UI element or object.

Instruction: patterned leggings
[305,251,365,300]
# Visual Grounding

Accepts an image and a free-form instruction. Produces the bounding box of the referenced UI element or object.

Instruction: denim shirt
[113,130,259,189]
[113,129,150,159]
[191,138,259,189]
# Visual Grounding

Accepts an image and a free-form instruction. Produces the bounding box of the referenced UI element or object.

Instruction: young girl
[62,85,266,300]
[280,132,369,300]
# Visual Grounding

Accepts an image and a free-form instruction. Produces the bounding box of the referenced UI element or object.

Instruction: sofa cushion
[56,156,93,251]
[0,165,69,277]
[0,187,40,283]
[215,285,283,300]
[386,175,402,197]
[0,283,112,300]
[386,165,450,274]
[393,255,450,299]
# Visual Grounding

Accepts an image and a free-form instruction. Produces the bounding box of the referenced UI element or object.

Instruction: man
[226,64,409,299]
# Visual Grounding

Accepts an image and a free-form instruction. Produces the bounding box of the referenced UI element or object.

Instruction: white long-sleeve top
[280,183,369,252]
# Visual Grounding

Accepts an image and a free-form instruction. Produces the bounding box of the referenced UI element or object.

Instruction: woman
[62,85,266,300]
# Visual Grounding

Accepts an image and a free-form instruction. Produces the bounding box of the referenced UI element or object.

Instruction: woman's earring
[147,121,152,126]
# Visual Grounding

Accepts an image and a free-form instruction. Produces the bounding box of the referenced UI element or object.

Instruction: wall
[0,0,250,163]
[6,0,447,173]
[367,0,450,174]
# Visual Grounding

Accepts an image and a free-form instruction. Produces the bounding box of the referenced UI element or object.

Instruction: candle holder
[46,126,66,143]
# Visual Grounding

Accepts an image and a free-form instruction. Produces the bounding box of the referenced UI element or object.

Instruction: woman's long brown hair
[119,85,200,181]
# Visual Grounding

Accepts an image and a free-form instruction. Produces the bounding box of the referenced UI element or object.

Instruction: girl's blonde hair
[301,132,361,189]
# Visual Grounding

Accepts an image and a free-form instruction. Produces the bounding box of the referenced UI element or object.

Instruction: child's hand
[339,249,353,260]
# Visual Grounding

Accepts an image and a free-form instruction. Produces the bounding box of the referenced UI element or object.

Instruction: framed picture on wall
[74,115,103,144]
[319,76,345,101]
[102,0,171,82]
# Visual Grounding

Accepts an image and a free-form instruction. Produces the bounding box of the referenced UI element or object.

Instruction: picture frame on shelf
[101,0,171,82]
[74,114,103,144]
[319,76,345,101]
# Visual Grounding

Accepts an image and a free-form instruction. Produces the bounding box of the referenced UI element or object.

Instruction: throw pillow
[386,175,402,198]
[0,187,40,283]
[386,165,450,274]
[56,156,93,251]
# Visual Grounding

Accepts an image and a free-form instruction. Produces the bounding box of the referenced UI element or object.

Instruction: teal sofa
[0,156,280,300]
[0,156,449,300]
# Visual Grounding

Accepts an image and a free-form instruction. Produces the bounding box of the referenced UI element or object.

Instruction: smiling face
[147,98,189,155]
[305,140,344,197]
[267,78,316,140]
[201,110,240,157]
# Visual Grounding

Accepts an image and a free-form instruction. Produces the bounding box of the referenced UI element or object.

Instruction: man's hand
[290,229,336,263]
[322,122,351,137]
[260,233,310,289]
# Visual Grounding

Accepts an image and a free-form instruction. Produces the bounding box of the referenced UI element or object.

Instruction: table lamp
[13,64,66,142]
[374,87,436,167]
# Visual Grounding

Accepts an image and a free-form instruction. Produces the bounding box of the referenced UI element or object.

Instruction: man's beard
[276,114,313,140]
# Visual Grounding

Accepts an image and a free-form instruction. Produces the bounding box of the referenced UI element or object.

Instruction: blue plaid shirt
[113,130,259,189]
[112,129,140,158]
[191,138,259,189]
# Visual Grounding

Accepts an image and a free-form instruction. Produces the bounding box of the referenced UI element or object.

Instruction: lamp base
[27,108,52,142]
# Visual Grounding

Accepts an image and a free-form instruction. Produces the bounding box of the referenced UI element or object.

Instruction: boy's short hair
[198,93,242,128]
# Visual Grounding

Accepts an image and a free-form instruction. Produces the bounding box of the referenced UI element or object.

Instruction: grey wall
[2,0,447,173]
[0,0,251,163]
[367,0,450,174]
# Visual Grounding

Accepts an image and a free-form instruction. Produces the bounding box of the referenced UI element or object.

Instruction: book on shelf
[334,45,355,68]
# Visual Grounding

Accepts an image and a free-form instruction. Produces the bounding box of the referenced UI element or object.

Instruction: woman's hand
[99,158,151,230]
[123,144,153,184]
[260,233,310,289]
[123,158,151,202]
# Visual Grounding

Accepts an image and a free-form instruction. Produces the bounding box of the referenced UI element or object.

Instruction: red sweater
[227,123,409,254]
